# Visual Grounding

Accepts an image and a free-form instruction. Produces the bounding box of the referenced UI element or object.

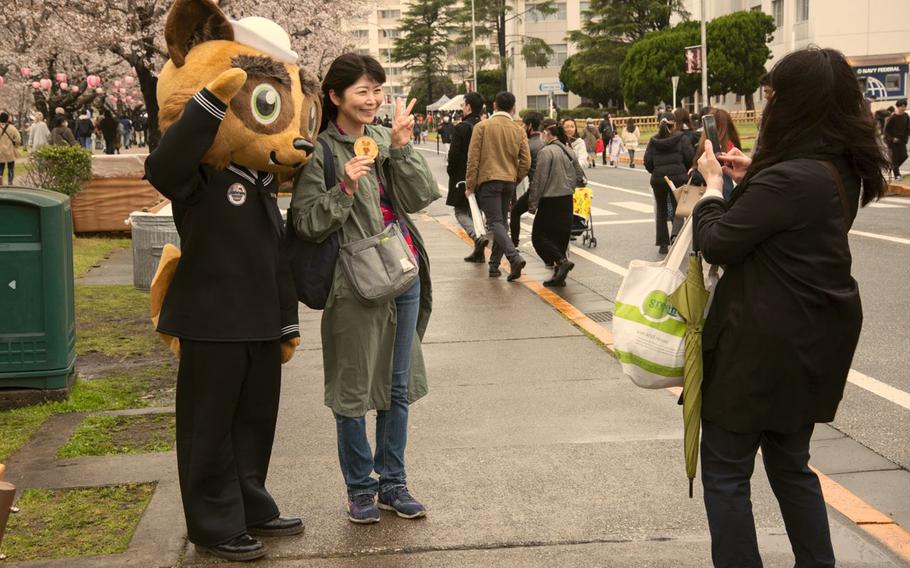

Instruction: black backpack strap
[317,137,336,189]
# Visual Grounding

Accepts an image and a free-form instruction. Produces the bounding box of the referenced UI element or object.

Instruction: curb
[430,213,910,565]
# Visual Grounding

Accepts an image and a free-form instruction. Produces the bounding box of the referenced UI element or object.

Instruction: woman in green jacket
[291,53,440,524]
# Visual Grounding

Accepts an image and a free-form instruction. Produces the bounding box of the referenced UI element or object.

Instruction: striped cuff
[280,324,300,342]
[192,88,227,121]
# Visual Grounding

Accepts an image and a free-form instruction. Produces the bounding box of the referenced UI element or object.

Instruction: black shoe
[507,257,526,282]
[196,534,266,562]
[658,245,669,255]
[554,260,575,283]
[489,265,501,278]
[248,516,305,537]
[543,278,567,287]
[464,237,488,263]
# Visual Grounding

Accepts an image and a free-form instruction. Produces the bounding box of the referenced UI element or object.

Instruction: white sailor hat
[230,17,299,64]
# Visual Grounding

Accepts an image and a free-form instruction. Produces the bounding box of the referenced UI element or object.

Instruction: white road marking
[868,202,906,208]
[593,219,654,226]
[588,181,652,198]
[612,201,654,214]
[520,221,628,277]
[591,206,618,216]
[848,370,910,411]
[849,230,910,245]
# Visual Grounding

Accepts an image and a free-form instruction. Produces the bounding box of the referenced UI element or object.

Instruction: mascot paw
[206,68,248,105]
[281,337,301,364]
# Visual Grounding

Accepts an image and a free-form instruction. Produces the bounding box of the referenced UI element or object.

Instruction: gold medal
[354,136,379,160]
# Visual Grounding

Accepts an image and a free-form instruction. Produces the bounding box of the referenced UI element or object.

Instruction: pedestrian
[98,110,118,155]
[135,111,148,147]
[412,114,422,144]
[529,118,586,287]
[874,106,893,135]
[598,112,614,165]
[464,91,531,280]
[439,114,453,144]
[291,53,440,525]
[561,118,587,169]
[583,118,599,168]
[49,116,78,147]
[621,118,640,167]
[608,130,625,168]
[644,117,694,254]
[673,107,700,147]
[446,92,487,262]
[120,115,133,150]
[74,113,95,150]
[0,112,22,185]
[691,109,742,199]
[28,112,51,151]
[692,46,887,568]
[510,111,546,246]
[883,98,908,180]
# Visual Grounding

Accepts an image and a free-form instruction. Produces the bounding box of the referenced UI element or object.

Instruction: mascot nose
[293,138,314,156]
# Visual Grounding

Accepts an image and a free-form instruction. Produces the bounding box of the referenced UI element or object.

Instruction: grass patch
[1,483,155,561]
[73,237,131,278]
[76,284,163,359]
[58,413,176,459]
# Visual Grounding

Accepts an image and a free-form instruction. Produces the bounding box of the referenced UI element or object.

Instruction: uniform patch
[227,183,247,206]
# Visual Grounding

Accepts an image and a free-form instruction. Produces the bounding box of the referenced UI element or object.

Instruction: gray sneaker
[347,492,380,524]
[378,485,426,519]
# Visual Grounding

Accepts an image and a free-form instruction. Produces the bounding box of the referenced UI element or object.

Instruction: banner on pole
[685,45,702,74]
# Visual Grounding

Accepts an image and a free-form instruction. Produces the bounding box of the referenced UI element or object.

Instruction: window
[772,0,783,27]
[352,29,369,39]
[528,44,568,68]
[386,66,403,77]
[527,2,566,22]
[750,4,762,11]
[735,94,742,104]
[379,9,400,19]
[885,74,901,90]
[797,0,809,21]
[354,48,370,56]
[526,95,567,110]
[381,29,401,39]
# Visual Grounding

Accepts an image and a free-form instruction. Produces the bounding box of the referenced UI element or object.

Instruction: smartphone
[702,114,721,153]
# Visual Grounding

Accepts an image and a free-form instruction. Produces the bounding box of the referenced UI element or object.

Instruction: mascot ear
[165,0,234,68]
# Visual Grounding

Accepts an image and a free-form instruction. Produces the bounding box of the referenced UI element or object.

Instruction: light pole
[471,0,478,92]
[700,0,708,107]
[671,75,679,110]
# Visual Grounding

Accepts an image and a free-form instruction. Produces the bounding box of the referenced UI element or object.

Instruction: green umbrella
[669,253,711,498]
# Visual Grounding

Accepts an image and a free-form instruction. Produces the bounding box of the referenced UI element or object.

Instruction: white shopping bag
[466,192,487,239]
[613,218,695,389]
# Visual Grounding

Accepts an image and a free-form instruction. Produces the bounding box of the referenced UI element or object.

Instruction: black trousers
[701,419,834,568]
[650,175,685,246]
[532,195,573,265]
[476,181,520,265]
[510,191,529,246]
[176,339,282,546]
[888,141,907,177]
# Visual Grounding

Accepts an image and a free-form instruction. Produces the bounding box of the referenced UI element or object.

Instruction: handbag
[338,211,419,306]
[666,175,705,219]
[285,138,340,310]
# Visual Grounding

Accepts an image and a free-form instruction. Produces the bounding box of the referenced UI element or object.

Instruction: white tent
[426,94,451,111]
[439,95,465,112]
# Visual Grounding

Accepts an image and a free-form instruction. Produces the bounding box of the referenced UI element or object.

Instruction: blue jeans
[335,279,421,496]
[81,137,92,151]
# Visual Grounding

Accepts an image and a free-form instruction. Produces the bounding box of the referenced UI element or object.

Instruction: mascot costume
[144,0,320,561]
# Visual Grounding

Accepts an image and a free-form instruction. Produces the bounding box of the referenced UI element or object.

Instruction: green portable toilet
[0,187,76,390]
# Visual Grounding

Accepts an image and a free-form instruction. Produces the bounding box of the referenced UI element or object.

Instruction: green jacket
[290,123,440,417]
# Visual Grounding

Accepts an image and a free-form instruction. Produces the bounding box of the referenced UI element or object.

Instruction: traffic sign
[538,82,564,92]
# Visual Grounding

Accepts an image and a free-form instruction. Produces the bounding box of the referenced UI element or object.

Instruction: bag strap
[318,137,336,190]
[816,160,851,232]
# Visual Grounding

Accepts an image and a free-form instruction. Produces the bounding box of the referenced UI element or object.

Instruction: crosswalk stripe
[612,201,654,214]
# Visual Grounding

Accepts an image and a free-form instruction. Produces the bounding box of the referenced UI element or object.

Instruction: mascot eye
[251,84,281,125]
[308,105,318,135]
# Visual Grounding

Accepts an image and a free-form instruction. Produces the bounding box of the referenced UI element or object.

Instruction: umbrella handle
[689,479,694,499]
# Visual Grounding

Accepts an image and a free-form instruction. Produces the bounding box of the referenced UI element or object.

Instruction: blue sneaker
[347,492,380,524]
[378,485,426,519]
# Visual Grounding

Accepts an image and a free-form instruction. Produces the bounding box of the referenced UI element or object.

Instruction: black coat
[445,113,481,207]
[693,157,863,433]
[644,131,694,185]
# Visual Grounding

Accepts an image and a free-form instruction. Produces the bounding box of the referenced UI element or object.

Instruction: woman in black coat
[644,118,694,254]
[692,47,888,568]
[446,93,485,261]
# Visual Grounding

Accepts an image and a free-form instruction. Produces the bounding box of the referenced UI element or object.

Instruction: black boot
[196,534,266,562]
[507,256,526,282]
[548,259,575,286]
[464,237,488,263]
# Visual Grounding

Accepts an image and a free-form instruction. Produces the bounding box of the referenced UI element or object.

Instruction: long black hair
[748,47,887,205]
[320,53,386,132]
[541,118,567,144]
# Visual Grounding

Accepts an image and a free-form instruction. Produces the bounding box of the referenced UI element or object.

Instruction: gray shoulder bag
[338,198,419,306]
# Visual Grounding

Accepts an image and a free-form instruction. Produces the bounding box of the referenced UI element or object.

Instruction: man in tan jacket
[465,92,531,281]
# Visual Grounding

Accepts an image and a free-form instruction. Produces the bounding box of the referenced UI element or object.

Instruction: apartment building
[347,0,410,117]
[686,0,910,110]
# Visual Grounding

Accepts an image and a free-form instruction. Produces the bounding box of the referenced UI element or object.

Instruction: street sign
[539,82,564,92]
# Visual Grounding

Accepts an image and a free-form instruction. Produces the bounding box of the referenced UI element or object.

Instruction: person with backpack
[0,112,22,185]
[290,53,440,525]
[74,113,96,151]
[598,112,614,165]
[446,92,487,262]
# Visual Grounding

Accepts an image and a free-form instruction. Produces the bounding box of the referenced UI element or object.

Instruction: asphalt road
[414,141,910,472]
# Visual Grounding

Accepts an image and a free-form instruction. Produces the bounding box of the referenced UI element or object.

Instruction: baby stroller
[571,186,597,248]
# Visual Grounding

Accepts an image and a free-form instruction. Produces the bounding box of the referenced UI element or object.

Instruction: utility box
[0,187,76,390]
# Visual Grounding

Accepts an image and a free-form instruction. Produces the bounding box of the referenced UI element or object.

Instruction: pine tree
[392,0,459,108]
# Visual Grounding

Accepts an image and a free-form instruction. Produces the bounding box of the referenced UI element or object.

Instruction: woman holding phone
[291,53,440,525]
[693,47,886,568]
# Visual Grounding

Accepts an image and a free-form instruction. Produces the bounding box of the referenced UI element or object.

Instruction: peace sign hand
[390,98,417,149]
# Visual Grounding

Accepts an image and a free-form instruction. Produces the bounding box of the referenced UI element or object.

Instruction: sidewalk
[5,213,907,567]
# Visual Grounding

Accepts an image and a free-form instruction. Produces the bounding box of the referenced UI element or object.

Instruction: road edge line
[428,212,910,564]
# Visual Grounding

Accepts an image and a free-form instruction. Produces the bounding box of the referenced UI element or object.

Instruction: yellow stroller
[571,186,597,248]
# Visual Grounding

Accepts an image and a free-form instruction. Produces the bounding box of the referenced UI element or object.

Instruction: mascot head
[158,0,321,175]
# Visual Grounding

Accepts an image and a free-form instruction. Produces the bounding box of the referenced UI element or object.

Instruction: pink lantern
[86,75,101,89]
[130,67,137,77]
[71,85,80,93]
[0,76,4,89]
[96,87,104,94]
[55,72,67,83]
[31,81,41,90]
[114,79,122,88]
[60,82,68,90]
[20,66,31,78]
[39,78,52,91]
[125,76,135,85]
